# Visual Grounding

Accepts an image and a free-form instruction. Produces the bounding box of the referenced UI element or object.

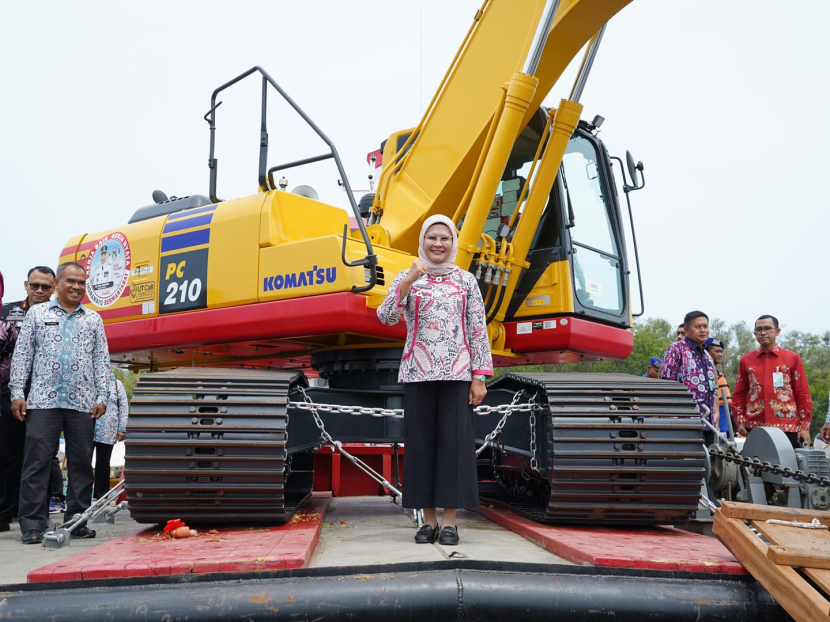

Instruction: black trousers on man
[18,409,93,533]
[50,448,65,501]
[0,390,26,525]
[92,442,114,501]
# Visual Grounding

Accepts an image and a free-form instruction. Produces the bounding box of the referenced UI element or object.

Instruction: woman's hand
[404,260,427,283]
[398,260,428,302]
[469,379,486,406]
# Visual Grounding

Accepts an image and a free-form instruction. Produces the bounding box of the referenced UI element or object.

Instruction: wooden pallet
[713,501,830,621]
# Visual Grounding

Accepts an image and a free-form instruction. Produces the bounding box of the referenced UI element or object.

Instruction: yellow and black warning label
[130,281,155,303]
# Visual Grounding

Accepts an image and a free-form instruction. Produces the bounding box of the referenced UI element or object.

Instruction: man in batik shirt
[661,311,717,443]
[733,315,811,449]
[10,262,110,544]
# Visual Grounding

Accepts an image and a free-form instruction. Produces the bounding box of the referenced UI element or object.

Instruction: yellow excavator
[60,0,712,526]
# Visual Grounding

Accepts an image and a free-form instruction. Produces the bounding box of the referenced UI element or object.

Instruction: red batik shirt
[732,346,811,432]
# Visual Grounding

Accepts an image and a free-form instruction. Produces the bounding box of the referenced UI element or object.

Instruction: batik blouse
[377,268,493,383]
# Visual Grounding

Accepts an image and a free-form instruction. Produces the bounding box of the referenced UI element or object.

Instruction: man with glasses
[10,262,110,544]
[0,266,67,532]
[733,315,812,449]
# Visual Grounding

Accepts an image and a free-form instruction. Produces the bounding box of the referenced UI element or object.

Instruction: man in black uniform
[0,266,64,531]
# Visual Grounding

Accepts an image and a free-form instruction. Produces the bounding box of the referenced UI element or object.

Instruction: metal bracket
[43,481,125,549]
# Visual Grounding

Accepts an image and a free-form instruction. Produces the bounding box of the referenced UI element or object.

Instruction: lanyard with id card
[772,366,784,388]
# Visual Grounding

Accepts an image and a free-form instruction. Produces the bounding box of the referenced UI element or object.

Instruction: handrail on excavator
[203,65,378,293]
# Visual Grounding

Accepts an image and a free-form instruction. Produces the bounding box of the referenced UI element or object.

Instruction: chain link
[709,446,830,488]
[476,391,529,457]
[287,396,536,419]
[293,390,540,475]
[298,387,335,445]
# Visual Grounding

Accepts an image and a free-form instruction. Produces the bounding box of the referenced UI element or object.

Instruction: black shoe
[0,523,10,532]
[438,526,459,546]
[414,524,438,544]
[73,525,97,539]
[22,530,43,545]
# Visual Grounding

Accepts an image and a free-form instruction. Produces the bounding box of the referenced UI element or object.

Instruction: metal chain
[298,387,335,445]
[298,388,404,499]
[476,391,526,457]
[708,446,830,488]
[289,398,405,419]
[293,390,540,476]
[287,396,537,419]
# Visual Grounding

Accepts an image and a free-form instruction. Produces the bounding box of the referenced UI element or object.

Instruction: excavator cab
[495,110,631,328]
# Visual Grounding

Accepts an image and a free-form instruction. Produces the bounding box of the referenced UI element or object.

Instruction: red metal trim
[98,304,144,320]
[503,316,633,360]
[104,292,632,362]
[105,292,406,355]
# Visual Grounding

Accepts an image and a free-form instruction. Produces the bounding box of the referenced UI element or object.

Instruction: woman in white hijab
[377,214,493,545]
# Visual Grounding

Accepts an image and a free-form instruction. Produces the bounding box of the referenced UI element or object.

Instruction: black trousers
[50,442,65,500]
[93,442,114,500]
[402,381,479,510]
[0,390,26,524]
[18,408,94,533]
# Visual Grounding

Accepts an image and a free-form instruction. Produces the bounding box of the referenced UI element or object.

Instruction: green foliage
[502,317,830,439]
[112,368,141,403]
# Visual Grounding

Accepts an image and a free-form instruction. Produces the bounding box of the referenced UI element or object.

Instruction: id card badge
[772,372,784,388]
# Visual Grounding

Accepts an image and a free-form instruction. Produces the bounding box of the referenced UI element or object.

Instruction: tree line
[504,317,830,440]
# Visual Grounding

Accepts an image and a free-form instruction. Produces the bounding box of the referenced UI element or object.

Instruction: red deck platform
[475,503,745,574]
[27,493,331,583]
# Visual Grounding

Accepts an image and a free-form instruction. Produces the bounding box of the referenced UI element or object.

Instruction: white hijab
[418,214,458,276]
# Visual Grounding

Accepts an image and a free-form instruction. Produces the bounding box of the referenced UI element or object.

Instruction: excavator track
[478,373,707,525]
[124,368,312,525]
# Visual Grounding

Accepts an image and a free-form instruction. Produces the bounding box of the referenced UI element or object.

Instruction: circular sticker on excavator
[84,232,132,308]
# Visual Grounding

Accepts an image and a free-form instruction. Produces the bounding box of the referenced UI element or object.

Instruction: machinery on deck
[58,0,826,527]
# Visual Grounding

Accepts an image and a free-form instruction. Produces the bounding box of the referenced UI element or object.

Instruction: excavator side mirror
[625,150,645,191]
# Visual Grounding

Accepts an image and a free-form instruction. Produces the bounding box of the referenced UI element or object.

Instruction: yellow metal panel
[512,259,575,318]
[258,236,366,302]
[203,194,264,309]
[259,191,348,247]
[259,236,415,303]
[72,217,166,322]
[380,2,544,253]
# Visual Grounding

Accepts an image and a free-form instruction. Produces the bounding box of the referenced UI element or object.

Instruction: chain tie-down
[708,446,830,488]
[291,389,540,499]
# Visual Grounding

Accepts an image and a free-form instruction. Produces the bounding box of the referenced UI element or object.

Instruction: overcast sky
[1,1,827,337]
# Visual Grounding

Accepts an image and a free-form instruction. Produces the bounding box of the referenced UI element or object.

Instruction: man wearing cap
[705,337,732,437]
[643,357,662,379]
[733,315,811,449]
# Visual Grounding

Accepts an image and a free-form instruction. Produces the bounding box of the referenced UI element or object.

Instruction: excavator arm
[373,0,636,359]
[373,0,632,253]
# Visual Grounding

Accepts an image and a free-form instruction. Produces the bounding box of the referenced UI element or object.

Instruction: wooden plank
[720,501,830,526]
[713,511,830,622]
[804,568,830,598]
[768,545,830,570]
[754,520,830,552]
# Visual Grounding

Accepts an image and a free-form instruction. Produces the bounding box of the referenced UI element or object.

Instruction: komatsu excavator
[56,0,755,527]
